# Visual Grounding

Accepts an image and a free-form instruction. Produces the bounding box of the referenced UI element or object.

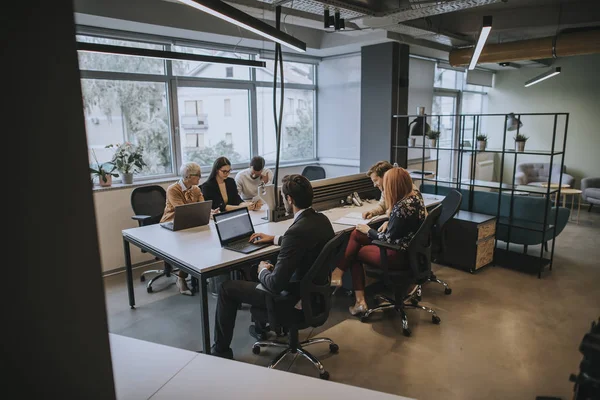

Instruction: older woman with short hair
[330,167,427,315]
[160,162,205,295]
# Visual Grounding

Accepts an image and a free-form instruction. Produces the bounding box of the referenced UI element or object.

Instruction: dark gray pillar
[360,42,409,171]
[10,1,116,398]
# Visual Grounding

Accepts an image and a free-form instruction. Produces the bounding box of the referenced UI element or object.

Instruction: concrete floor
[103,210,600,400]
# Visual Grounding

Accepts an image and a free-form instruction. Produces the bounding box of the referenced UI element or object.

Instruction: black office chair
[250,232,347,380]
[359,205,443,337]
[301,165,326,181]
[130,185,178,293]
[421,189,462,297]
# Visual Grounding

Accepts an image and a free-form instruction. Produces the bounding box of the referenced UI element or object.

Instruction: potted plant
[108,142,147,184]
[426,130,441,148]
[514,133,529,152]
[476,134,488,151]
[89,149,119,187]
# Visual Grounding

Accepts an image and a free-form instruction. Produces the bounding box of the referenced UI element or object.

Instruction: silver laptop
[160,200,213,231]
[213,208,270,254]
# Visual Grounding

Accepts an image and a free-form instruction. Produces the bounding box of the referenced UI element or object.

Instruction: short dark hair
[367,160,393,178]
[250,156,265,171]
[281,174,313,209]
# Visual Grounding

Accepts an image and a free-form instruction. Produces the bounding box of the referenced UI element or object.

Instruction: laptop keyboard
[227,239,256,251]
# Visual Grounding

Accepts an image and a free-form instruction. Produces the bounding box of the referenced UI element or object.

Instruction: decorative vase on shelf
[515,141,526,152]
[477,140,487,151]
[409,137,416,147]
[120,172,134,184]
[99,174,113,187]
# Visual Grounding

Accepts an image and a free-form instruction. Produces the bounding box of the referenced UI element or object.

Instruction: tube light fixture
[524,67,562,87]
[76,42,267,68]
[468,15,492,70]
[175,0,307,52]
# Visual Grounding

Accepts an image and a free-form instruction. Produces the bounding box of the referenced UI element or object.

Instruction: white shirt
[235,167,274,201]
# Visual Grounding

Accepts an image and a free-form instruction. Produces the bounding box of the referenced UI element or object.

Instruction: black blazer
[259,208,335,295]
[201,177,243,212]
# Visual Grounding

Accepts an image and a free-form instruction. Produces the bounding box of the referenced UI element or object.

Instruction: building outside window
[77,31,318,179]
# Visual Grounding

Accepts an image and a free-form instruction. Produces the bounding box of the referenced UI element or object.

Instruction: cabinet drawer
[475,236,495,269]
[477,220,496,241]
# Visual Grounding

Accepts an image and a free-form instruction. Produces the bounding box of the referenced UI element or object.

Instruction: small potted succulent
[514,133,529,152]
[89,149,119,187]
[426,130,441,148]
[476,134,488,151]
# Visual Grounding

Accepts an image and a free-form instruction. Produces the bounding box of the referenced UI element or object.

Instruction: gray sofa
[581,177,600,211]
[514,162,574,188]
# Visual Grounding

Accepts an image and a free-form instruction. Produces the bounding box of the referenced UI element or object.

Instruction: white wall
[407,57,435,160]
[317,54,361,167]
[486,54,600,187]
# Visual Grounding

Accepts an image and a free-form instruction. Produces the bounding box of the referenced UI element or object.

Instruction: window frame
[76,27,319,184]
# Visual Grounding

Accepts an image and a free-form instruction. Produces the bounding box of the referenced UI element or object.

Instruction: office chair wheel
[140,275,146,282]
[403,328,412,337]
[252,345,261,355]
[319,371,330,380]
[445,288,452,295]
[329,343,339,353]
[147,286,153,293]
[432,315,441,324]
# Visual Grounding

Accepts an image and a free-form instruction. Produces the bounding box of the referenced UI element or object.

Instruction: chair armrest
[132,214,162,226]
[372,240,402,252]
[581,177,600,192]
[132,215,151,222]
[560,173,575,187]
[255,283,290,302]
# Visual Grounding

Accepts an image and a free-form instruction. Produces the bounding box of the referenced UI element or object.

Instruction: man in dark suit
[211,174,335,359]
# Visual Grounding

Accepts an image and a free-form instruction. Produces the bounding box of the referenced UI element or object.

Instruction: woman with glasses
[202,156,252,213]
[160,161,205,295]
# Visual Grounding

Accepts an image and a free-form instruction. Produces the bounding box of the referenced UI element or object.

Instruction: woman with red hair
[331,167,427,315]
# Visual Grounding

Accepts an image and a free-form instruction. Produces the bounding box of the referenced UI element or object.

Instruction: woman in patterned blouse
[331,167,427,316]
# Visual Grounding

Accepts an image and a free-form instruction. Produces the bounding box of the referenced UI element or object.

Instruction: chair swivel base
[140,268,183,293]
[428,271,452,295]
[360,293,441,336]
[252,337,339,380]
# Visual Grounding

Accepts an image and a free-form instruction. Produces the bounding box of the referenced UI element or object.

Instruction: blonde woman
[330,167,427,315]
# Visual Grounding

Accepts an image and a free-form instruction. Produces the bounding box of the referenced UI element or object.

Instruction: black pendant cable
[272,5,285,213]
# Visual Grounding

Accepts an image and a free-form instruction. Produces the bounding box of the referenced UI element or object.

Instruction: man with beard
[211,174,335,359]
[235,156,273,210]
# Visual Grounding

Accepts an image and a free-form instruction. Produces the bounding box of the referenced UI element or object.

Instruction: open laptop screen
[213,208,254,243]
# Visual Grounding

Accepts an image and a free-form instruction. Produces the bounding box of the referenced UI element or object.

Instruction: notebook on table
[159,200,213,231]
[213,208,271,254]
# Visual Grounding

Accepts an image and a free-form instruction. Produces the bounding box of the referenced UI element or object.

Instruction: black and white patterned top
[367,191,426,251]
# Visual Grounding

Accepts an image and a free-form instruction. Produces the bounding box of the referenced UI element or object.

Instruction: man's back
[259,208,335,294]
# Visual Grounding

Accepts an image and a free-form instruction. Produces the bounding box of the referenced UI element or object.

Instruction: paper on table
[334,212,386,226]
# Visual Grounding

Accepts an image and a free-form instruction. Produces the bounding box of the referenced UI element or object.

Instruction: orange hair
[383,167,414,211]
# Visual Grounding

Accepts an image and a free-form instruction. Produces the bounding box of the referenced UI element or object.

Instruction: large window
[77,31,318,182]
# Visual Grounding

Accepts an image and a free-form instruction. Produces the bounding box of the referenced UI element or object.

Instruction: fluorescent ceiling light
[76,42,267,68]
[468,15,492,70]
[175,0,307,53]
[524,67,562,87]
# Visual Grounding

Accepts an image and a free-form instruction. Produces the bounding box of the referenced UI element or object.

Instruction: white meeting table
[121,194,444,353]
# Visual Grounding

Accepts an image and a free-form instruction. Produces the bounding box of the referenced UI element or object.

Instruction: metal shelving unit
[392,112,569,278]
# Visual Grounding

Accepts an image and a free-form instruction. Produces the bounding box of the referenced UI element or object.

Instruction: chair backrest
[301,166,326,181]
[435,189,462,237]
[407,205,442,282]
[130,185,167,226]
[299,232,348,327]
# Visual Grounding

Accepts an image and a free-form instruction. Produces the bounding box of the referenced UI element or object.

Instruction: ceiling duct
[378,0,502,23]
[449,29,600,66]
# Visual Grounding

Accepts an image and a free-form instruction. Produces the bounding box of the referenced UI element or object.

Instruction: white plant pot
[428,138,437,148]
[477,140,487,151]
[515,141,526,152]
[409,137,416,147]
[120,172,134,184]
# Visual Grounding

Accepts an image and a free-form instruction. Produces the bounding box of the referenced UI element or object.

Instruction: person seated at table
[362,160,393,219]
[211,174,335,359]
[331,167,426,316]
[201,156,254,213]
[235,156,273,210]
[160,162,205,296]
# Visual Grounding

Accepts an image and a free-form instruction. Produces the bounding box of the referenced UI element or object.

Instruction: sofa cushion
[585,188,600,204]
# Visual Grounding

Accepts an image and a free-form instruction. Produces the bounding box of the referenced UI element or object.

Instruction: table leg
[123,238,135,309]
[577,194,581,224]
[199,274,211,353]
[570,194,574,221]
[562,194,567,208]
